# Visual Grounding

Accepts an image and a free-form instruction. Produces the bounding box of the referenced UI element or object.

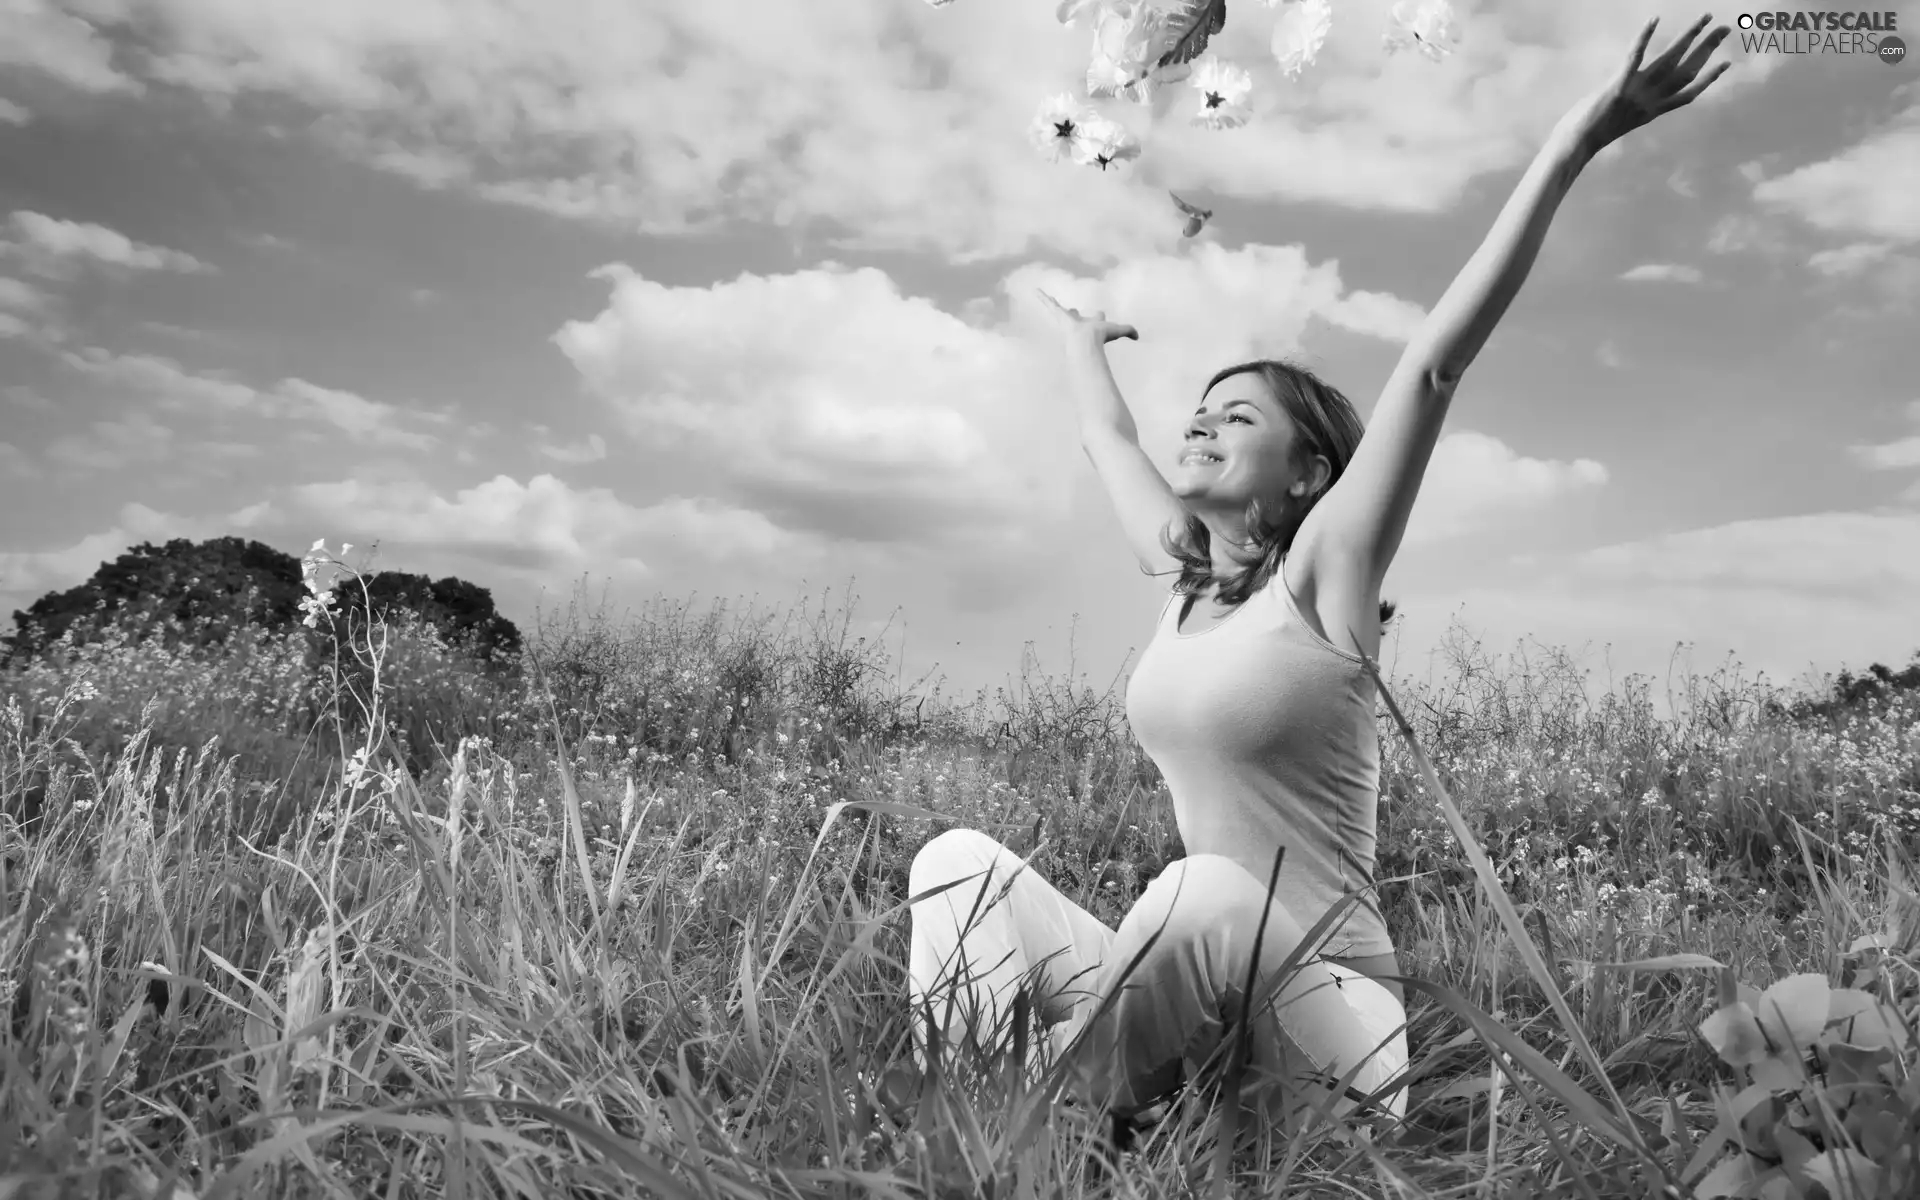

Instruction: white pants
[907,828,1409,1123]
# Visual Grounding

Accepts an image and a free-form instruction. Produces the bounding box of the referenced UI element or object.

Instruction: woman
[907,15,1731,1129]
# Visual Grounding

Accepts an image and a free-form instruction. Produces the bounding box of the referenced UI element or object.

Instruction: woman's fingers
[1674,25,1730,83]
[1649,13,1714,75]
[1622,17,1658,77]
[1664,58,1730,110]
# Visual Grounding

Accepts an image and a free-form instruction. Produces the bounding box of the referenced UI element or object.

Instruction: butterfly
[1170,192,1213,238]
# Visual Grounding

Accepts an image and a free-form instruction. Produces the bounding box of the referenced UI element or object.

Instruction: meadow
[1,548,1916,1199]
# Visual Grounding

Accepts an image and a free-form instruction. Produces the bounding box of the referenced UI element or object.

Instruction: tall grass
[1,545,1915,1198]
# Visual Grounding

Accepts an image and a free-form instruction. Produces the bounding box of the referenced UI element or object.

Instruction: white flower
[1075,113,1141,170]
[1272,0,1332,78]
[1383,0,1457,61]
[1086,3,1188,102]
[1030,93,1097,163]
[1190,58,1252,129]
[1058,0,1130,26]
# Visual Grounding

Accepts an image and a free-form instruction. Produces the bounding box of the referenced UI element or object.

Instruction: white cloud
[16,0,1764,265]
[0,502,230,631]
[278,474,799,572]
[58,347,448,452]
[276,379,441,452]
[46,409,177,472]
[62,348,260,412]
[5,211,211,274]
[1322,288,1427,342]
[1705,214,1791,259]
[0,97,29,125]
[536,431,608,464]
[0,276,48,311]
[0,442,40,480]
[1851,403,1920,470]
[0,0,142,94]
[1807,242,1887,276]
[1569,512,1920,595]
[556,260,1059,545]
[1618,263,1703,284]
[1857,438,1920,470]
[1751,99,1920,244]
[1596,339,1624,369]
[549,245,1608,563]
[1394,510,1920,702]
[1404,431,1607,545]
[1803,241,1920,309]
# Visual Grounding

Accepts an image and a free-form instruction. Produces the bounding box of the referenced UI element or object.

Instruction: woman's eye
[1228,414,1249,424]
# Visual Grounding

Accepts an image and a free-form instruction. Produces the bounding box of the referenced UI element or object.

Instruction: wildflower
[1383,0,1457,61]
[1271,0,1332,78]
[1190,59,1253,129]
[1030,93,1096,163]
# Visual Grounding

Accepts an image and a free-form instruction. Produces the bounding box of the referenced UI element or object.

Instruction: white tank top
[1124,570,1392,957]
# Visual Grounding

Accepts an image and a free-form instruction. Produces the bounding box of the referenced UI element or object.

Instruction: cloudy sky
[1,0,1915,714]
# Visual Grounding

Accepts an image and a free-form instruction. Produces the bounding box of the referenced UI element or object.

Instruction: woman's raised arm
[1036,290,1192,574]
[1301,14,1732,591]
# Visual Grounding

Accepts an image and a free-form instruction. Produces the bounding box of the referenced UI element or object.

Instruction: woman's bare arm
[1300,15,1731,591]
[1038,291,1190,574]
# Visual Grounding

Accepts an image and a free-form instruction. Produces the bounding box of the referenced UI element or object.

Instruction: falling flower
[1383,0,1457,60]
[1189,58,1252,129]
[1086,3,1189,103]
[1087,4,1153,96]
[1271,0,1332,77]
[1075,114,1141,170]
[1058,0,1130,25]
[1030,93,1097,163]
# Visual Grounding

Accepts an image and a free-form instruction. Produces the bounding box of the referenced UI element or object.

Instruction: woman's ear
[1292,453,1333,498]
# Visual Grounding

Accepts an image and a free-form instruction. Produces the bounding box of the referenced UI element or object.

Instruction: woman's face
[1170,372,1312,512]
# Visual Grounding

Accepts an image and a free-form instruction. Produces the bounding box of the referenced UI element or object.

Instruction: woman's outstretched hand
[1036,288,1138,348]
[1561,14,1732,156]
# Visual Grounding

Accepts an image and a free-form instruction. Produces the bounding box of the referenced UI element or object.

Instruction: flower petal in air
[1383,0,1458,60]
[1087,4,1153,97]
[1075,113,1141,170]
[1059,0,1130,27]
[1189,57,1252,127]
[1272,0,1332,77]
[1030,92,1097,163]
[1192,99,1251,130]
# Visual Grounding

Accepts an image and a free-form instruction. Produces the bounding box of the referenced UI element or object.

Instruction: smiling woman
[905,11,1736,1138]
[1159,358,1395,623]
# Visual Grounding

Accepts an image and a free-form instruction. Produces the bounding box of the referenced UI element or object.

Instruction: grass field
[2,549,1916,1199]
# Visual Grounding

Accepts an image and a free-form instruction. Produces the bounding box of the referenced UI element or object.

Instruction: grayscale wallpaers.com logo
[1735,11,1905,62]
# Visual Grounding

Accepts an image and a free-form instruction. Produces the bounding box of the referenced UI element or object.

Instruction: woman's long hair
[1154,359,1398,628]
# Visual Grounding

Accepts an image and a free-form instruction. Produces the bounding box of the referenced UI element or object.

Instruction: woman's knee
[908,827,1010,896]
